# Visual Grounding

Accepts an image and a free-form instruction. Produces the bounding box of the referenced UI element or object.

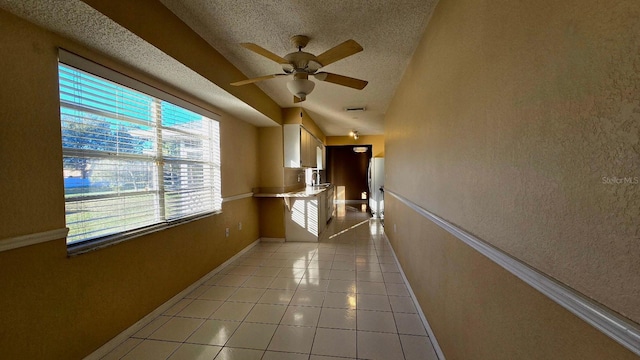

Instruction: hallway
[96,206,439,359]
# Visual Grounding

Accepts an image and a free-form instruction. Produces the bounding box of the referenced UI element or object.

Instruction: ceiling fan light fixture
[286,78,315,100]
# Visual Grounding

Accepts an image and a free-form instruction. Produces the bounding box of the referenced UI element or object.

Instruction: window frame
[58,49,222,255]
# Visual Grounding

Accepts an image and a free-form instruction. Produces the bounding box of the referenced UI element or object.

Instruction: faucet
[313,170,321,185]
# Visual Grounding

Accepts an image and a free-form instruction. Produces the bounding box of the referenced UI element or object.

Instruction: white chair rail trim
[0,228,69,252]
[222,192,254,203]
[385,188,640,357]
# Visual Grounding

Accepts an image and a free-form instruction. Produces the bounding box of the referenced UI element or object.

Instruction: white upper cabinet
[284,124,324,168]
[316,145,324,170]
[283,124,301,168]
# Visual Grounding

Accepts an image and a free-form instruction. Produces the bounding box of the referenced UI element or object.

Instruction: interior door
[326,145,372,201]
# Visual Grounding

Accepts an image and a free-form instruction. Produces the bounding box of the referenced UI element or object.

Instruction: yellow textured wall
[282,107,327,142]
[0,9,260,359]
[0,10,65,238]
[384,0,640,358]
[326,135,385,157]
[256,127,288,238]
[222,116,259,197]
[258,198,286,239]
[385,197,638,360]
[258,126,285,189]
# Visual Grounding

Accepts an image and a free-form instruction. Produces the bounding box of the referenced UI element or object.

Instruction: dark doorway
[326,145,372,201]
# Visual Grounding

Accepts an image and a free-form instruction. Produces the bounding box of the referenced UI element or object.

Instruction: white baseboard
[259,237,285,243]
[84,239,260,360]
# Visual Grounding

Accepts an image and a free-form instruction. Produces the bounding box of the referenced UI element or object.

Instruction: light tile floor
[99,205,439,360]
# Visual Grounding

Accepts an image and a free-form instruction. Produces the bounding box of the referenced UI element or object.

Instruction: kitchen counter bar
[253,184,333,199]
[254,184,335,242]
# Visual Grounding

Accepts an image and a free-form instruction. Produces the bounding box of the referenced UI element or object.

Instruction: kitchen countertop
[254,184,333,198]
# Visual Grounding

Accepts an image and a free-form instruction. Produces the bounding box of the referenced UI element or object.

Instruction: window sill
[67,210,222,257]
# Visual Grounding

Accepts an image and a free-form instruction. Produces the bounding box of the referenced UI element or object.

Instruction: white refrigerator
[368,157,385,218]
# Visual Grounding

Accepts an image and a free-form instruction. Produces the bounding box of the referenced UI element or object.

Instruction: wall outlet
[394,224,397,233]
[238,222,242,231]
[225,228,230,237]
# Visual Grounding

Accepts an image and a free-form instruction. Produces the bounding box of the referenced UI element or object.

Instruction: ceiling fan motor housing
[290,35,310,49]
[284,52,321,73]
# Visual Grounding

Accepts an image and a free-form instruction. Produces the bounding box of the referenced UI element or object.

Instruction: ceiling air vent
[345,106,366,112]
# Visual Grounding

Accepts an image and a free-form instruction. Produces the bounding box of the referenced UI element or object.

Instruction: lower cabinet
[284,187,334,242]
[325,186,335,220]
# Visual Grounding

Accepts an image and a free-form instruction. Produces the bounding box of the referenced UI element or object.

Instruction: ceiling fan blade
[314,72,368,90]
[240,43,288,64]
[316,39,363,67]
[294,95,305,103]
[231,73,287,86]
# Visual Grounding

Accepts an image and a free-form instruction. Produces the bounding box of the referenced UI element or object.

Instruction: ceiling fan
[231,35,368,103]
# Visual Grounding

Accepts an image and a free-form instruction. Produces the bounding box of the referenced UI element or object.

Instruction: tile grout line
[103,213,422,360]
[90,239,262,359]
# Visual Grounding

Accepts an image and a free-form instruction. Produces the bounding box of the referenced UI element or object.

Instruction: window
[58,50,221,249]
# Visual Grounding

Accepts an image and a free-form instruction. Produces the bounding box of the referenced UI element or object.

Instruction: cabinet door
[301,128,312,167]
[300,128,308,167]
[308,132,316,167]
[284,124,302,167]
[316,145,323,170]
[318,191,327,227]
[307,130,314,167]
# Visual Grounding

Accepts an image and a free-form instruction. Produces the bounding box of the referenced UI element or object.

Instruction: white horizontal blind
[58,61,221,246]
[161,102,222,220]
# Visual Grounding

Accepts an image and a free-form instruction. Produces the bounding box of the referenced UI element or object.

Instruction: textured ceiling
[0,0,437,135]
[158,0,437,135]
[0,0,276,127]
